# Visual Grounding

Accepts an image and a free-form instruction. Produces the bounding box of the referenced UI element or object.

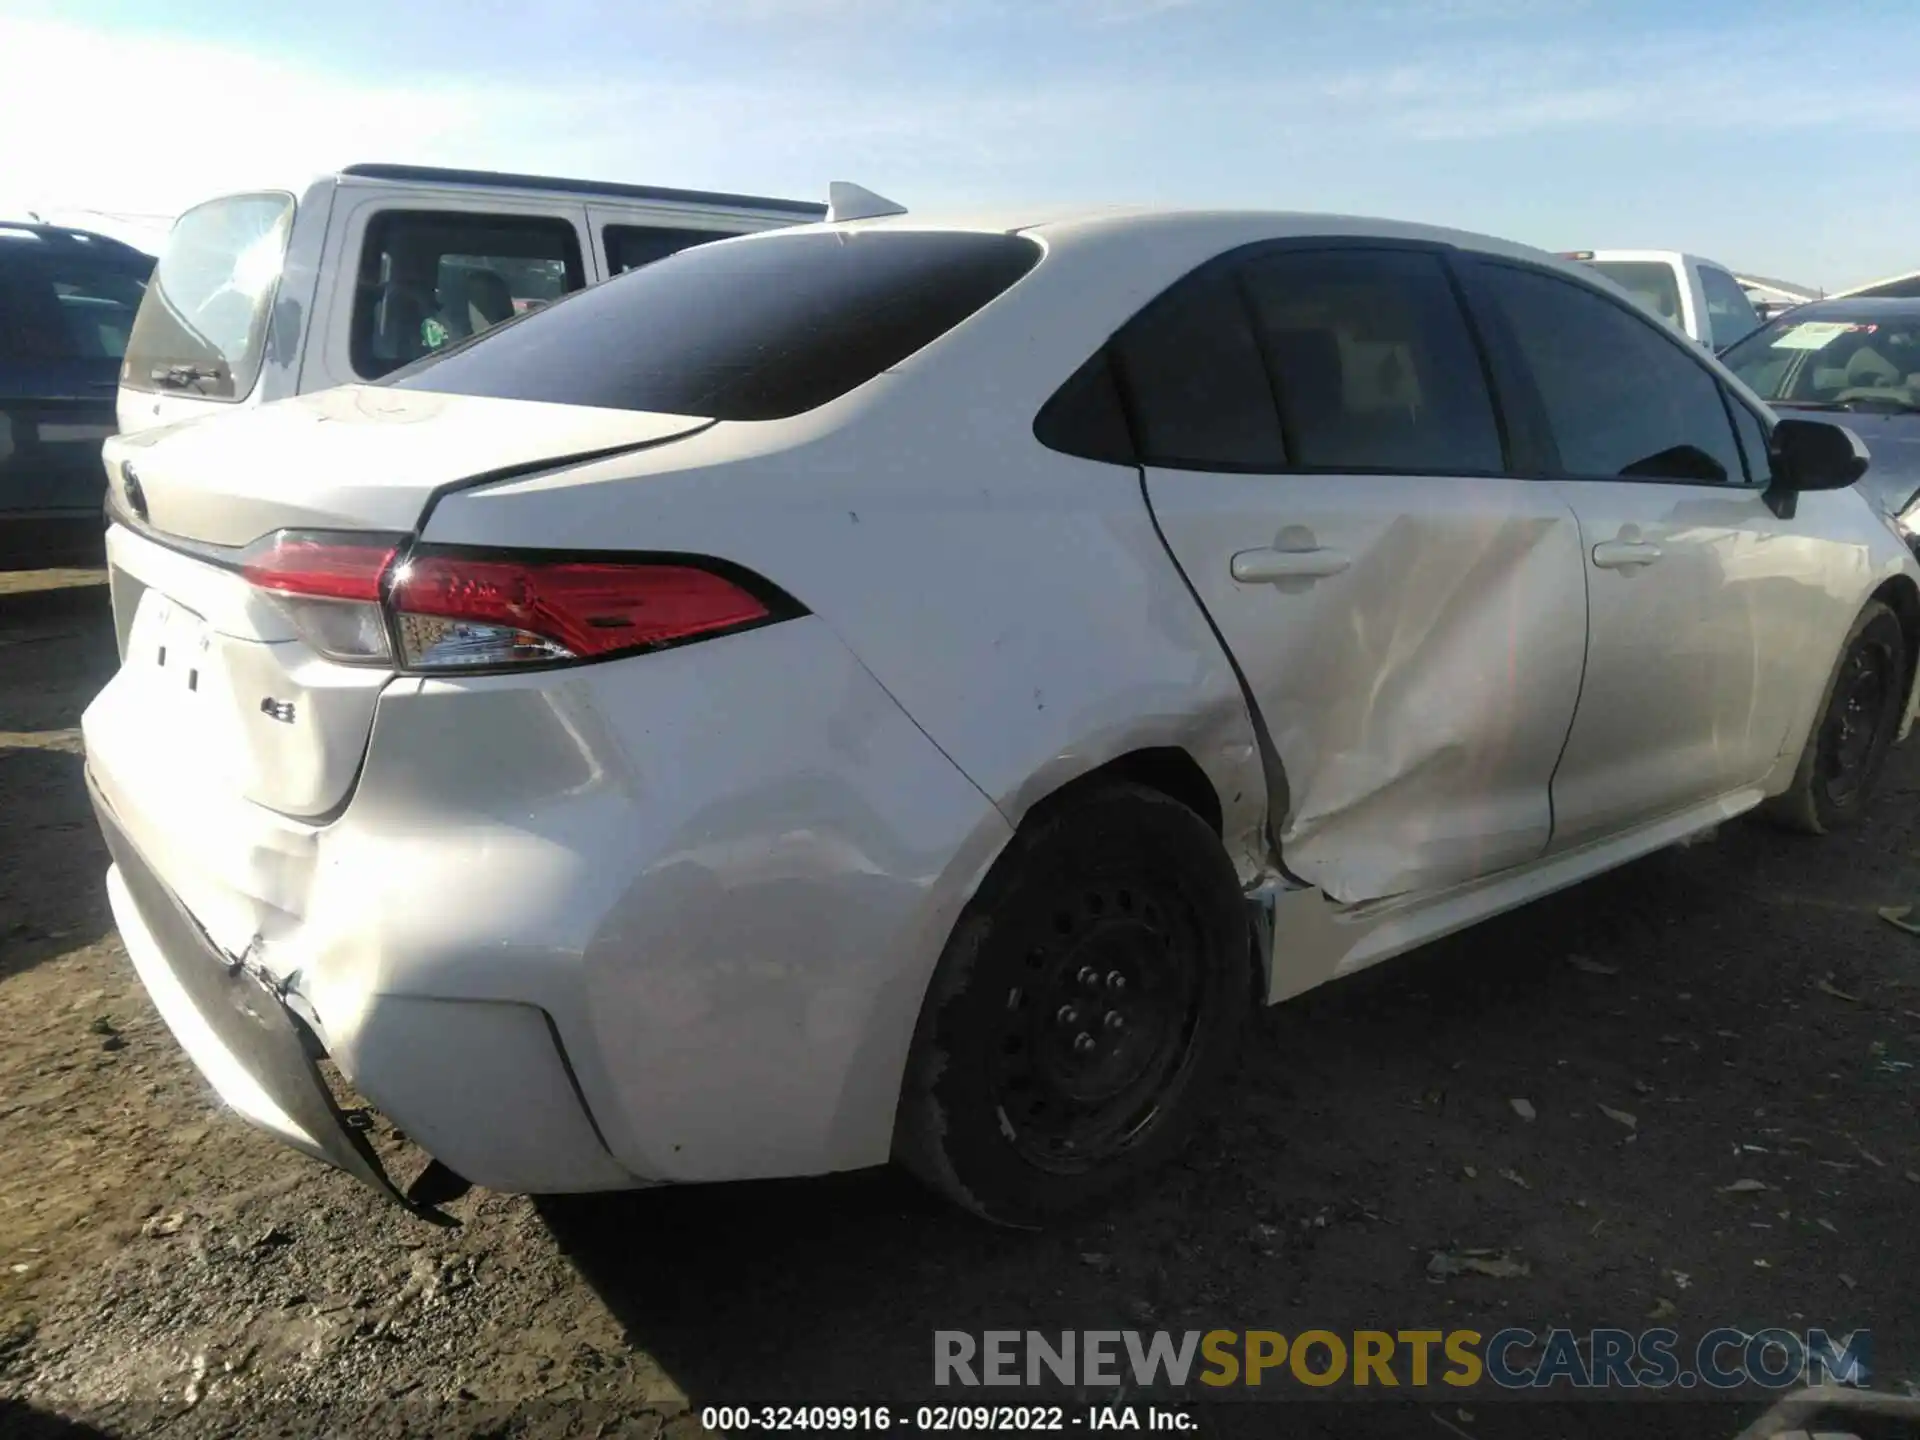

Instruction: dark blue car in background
[0,223,153,568]
[1720,296,1920,553]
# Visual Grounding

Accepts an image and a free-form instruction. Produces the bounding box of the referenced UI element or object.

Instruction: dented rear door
[1125,241,1588,908]
[1148,470,1586,904]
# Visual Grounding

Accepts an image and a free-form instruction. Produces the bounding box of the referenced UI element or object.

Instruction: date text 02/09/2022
[697,1406,1195,1432]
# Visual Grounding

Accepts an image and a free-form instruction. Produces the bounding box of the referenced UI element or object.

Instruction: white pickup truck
[116,163,827,437]
[1562,249,1763,352]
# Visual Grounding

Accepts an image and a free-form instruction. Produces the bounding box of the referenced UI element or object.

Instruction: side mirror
[1765,417,1870,518]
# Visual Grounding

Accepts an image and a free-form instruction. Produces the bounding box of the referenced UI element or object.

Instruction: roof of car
[335,163,828,218]
[0,220,154,263]
[1770,295,1920,319]
[831,205,1567,268]
[1833,268,1920,300]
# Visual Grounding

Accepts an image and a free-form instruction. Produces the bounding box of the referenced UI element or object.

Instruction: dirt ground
[2,565,1918,1439]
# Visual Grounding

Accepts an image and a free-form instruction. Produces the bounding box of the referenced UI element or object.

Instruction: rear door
[1460,257,1832,847]
[1132,241,1589,917]
[0,241,146,518]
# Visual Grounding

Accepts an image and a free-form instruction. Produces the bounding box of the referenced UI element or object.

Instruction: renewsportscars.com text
[933,1327,1869,1392]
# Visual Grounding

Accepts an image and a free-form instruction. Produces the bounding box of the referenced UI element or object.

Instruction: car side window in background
[1238,248,1504,474]
[0,251,147,362]
[604,226,739,275]
[1726,395,1774,487]
[1584,259,1685,330]
[1700,266,1761,349]
[1110,267,1285,469]
[352,212,585,380]
[1476,264,1744,484]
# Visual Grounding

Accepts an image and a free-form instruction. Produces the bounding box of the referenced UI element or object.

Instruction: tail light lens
[239,531,789,671]
[388,551,773,669]
[240,531,403,663]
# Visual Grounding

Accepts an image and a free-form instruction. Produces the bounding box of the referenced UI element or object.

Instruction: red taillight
[239,532,402,602]
[237,532,788,671]
[387,551,777,670]
[239,530,406,664]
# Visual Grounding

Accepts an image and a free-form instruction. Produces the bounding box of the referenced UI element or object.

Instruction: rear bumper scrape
[87,765,415,1209]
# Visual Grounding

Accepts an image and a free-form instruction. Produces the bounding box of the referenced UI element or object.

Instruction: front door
[1126,244,1589,911]
[1459,256,1826,847]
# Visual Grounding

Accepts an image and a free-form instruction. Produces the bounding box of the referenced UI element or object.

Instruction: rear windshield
[386,229,1043,420]
[1584,260,1684,328]
[122,192,294,400]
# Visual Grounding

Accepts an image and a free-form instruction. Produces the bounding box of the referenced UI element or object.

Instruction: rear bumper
[84,613,1012,1195]
[89,766,407,1202]
[91,762,641,1201]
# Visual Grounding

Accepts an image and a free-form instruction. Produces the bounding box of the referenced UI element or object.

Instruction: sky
[1,0,1916,290]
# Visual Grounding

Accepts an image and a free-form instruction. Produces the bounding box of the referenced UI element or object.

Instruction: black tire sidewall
[897,783,1252,1226]
[1810,605,1908,833]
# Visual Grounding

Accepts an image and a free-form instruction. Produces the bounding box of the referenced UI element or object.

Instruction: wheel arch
[1031,745,1225,837]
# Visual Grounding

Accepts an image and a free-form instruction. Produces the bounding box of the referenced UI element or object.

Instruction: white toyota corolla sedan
[84,199,1920,1225]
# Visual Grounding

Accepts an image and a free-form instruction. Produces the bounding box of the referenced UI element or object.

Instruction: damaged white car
[83,193,1920,1225]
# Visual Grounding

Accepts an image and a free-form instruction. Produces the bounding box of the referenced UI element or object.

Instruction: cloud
[4,7,1918,234]
[0,17,493,216]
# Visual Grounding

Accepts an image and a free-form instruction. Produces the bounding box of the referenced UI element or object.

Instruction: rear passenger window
[604,225,738,275]
[1239,248,1504,474]
[1474,263,1745,484]
[1111,268,1284,469]
[351,212,585,380]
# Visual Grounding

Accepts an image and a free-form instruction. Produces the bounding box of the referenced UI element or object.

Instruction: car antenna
[826,181,907,223]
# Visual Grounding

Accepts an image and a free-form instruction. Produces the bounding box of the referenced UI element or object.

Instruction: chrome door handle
[1592,540,1664,569]
[1231,546,1352,583]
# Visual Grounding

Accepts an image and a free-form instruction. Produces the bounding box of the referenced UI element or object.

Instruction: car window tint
[604,225,741,275]
[1726,395,1774,487]
[0,251,148,363]
[1238,248,1503,473]
[389,230,1041,420]
[1110,267,1284,469]
[1701,267,1761,349]
[352,212,586,380]
[1477,264,1744,484]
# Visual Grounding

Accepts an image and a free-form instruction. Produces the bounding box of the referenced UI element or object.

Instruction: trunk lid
[88,386,711,822]
[103,383,710,546]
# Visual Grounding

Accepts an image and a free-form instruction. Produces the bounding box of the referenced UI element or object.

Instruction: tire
[893,780,1253,1227]
[1764,600,1909,835]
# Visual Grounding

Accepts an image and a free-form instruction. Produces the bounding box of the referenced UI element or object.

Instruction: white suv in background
[114,163,826,438]
[1564,249,1762,351]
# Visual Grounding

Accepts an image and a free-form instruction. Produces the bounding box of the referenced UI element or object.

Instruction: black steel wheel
[894,780,1252,1226]
[1766,600,1908,835]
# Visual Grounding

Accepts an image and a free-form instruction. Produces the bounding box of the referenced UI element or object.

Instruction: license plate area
[129,589,216,699]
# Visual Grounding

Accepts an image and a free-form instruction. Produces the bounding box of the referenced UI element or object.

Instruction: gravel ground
[2,567,1918,1439]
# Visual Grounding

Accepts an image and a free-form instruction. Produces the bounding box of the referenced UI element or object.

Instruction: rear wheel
[1765,600,1908,835]
[893,781,1252,1227]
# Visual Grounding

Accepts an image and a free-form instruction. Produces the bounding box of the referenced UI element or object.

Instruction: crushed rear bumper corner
[87,765,417,1209]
